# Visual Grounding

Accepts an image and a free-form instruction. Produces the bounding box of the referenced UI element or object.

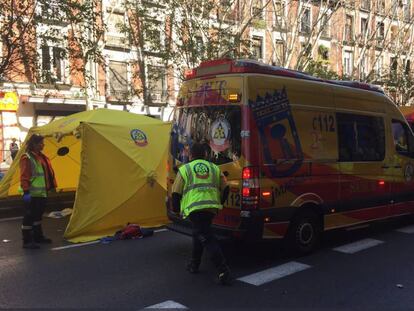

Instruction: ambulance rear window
[171,106,241,165]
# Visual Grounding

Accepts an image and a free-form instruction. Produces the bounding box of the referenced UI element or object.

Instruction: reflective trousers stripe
[21,225,32,230]
[33,221,41,226]
[183,183,217,195]
[185,200,220,212]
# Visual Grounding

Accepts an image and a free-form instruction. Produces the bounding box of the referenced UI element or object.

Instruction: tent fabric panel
[88,122,171,189]
[66,182,168,243]
[64,123,152,240]
[3,134,81,197]
[43,135,81,192]
[30,109,164,136]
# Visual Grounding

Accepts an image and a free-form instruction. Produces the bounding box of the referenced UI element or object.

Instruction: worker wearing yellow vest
[20,134,57,249]
[172,142,231,285]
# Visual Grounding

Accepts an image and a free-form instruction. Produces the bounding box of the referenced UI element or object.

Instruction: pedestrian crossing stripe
[333,238,383,254]
[237,261,311,286]
[145,300,188,309]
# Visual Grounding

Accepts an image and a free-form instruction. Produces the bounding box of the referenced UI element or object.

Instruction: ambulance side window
[337,113,385,162]
[392,120,410,155]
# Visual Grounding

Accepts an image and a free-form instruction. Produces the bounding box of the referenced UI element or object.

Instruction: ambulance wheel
[286,209,321,256]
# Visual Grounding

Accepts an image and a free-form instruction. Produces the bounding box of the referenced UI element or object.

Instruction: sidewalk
[0,192,75,219]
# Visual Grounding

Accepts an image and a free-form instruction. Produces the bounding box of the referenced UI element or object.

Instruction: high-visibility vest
[178,159,222,218]
[20,153,47,198]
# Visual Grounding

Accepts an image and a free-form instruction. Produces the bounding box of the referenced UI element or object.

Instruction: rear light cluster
[241,166,260,209]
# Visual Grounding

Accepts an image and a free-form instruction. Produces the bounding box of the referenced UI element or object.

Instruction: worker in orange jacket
[20,134,57,249]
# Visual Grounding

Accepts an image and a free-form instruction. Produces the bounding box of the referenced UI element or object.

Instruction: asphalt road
[1,215,414,310]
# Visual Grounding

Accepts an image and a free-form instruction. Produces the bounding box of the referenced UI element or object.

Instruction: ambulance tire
[286,209,321,256]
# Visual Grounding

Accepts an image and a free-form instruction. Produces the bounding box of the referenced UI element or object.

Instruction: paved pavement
[0,215,414,310]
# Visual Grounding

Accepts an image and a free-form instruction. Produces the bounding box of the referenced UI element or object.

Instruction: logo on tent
[131,129,148,147]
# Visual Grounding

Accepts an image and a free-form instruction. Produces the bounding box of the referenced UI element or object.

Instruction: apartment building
[0,0,413,164]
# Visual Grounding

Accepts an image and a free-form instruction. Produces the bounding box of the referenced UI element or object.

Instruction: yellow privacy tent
[0,109,171,242]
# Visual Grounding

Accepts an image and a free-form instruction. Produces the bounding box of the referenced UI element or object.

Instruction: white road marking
[396,225,414,234]
[154,228,168,233]
[51,241,100,250]
[237,261,311,286]
[333,238,384,254]
[0,216,22,223]
[145,300,188,309]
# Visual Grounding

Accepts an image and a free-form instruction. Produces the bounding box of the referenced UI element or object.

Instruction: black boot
[216,264,232,285]
[22,229,40,249]
[186,259,200,274]
[33,224,52,244]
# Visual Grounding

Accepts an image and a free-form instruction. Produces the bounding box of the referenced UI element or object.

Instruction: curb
[0,192,75,219]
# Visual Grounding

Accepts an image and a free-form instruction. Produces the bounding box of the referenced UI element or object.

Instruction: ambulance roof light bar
[185,59,384,95]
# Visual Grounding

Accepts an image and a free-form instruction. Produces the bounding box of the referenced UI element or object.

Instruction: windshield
[171,105,241,165]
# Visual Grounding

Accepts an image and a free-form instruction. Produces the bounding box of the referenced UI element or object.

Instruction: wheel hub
[297,222,314,245]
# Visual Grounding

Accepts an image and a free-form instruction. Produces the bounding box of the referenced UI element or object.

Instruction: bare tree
[0,0,38,82]
[166,0,272,80]
[267,0,346,71]
[0,0,104,99]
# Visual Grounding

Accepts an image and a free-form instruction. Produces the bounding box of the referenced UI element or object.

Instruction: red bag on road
[117,224,143,240]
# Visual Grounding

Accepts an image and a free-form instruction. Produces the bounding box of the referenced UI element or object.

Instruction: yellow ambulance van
[167,59,414,254]
[400,106,414,131]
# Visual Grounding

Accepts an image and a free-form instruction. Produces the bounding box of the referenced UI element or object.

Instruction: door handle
[381,165,390,169]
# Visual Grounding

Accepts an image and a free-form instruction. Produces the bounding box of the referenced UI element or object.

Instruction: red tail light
[241,166,260,210]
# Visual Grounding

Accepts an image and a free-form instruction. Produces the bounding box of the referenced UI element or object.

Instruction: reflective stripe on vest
[178,159,222,218]
[20,153,47,197]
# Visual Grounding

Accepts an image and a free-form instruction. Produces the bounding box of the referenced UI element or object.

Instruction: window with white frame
[359,55,368,80]
[360,17,369,39]
[301,7,311,34]
[275,40,284,65]
[404,59,411,75]
[404,0,411,21]
[195,36,204,55]
[40,45,67,83]
[252,0,264,18]
[108,61,129,99]
[377,0,386,14]
[320,14,330,38]
[361,0,370,11]
[274,0,284,29]
[147,65,166,103]
[106,5,128,47]
[343,50,353,77]
[251,36,263,60]
[390,56,398,79]
[376,22,385,46]
[144,19,163,52]
[375,55,384,80]
[40,0,66,20]
[344,15,354,42]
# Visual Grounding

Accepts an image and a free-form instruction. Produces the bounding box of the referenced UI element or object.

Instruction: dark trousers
[22,197,47,242]
[189,210,226,271]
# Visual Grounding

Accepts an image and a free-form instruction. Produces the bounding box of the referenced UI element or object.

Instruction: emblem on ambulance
[130,129,148,147]
[249,87,303,178]
[209,117,231,152]
[193,163,210,179]
[404,163,414,182]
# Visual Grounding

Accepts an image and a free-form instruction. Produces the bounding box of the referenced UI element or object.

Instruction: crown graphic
[249,87,290,127]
